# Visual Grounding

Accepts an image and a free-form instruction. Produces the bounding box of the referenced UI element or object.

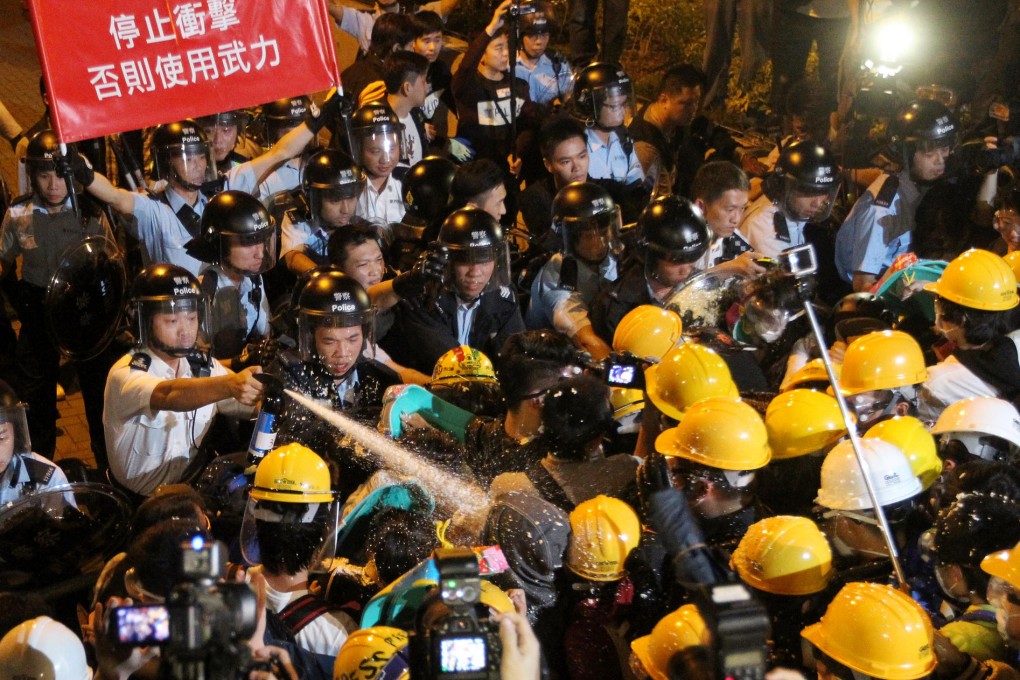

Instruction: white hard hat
[0,616,91,680]
[816,438,922,511]
[931,397,1020,460]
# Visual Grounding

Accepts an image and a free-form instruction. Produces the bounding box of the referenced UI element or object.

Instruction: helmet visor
[446,241,511,298]
[309,185,365,230]
[562,208,623,263]
[221,230,277,276]
[155,143,218,190]
[352,130,404,175]
[0,404,31,459]
[782,181,839,223]
[298,310,377,376]
[594,83,634,127]
[136,297,209,357]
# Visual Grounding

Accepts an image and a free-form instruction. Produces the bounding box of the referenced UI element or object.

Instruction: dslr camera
[410,548,502,680]
[669,582,770,680]
[109,536,259,680]
[583,351,647,390]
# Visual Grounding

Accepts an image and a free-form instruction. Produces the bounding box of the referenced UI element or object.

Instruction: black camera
[410,548,502,680]
[669,583,770,680]
[110,536,259,680]
[584,351,647,389]
[777,244,818,278]
[507,0,537,17]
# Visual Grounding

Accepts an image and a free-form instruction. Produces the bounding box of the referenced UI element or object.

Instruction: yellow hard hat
[801,582,936,680]
[924,248,1019,311]
[981,539,1020,591]
[630,605,709,680]
[251,443,334,503]
[334,626,410,680]
[837,331,927,395]
[865,416,942,490]
[431,345,498,385]
[645,343,738,421]
[611,387,645,434]
[780,358,838,392]
[1003,251,1020,284]
[612,306,683,361]
[766,389,848,459]
[566,495,641,582]
[655,396,771,470]
[731,516,834,596]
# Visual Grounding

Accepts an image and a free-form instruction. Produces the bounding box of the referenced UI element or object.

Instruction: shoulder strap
[958,609,998,624]
[524,461,573,510]
[874,174,900,208]
[276,593,332,637]
[772,211,791,244]
[21,456,55,487]
[199,269,219,299]
[559,256,579,291]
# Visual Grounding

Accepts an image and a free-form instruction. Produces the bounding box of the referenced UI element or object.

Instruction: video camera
[410,548,503,680]
[578,351,648,390]
[507,0,537,17]
[668,583,770,680]
[109,536,260,680]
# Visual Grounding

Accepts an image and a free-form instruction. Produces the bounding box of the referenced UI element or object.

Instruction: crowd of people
[3,0,1020,678]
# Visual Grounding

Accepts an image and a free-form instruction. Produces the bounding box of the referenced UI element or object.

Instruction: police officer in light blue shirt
[257,96,314,205]
[527,182,622,360]
[84,94,345,277]
[514,9,573,111]
[188,191,276,363]
[572,63,644,186]
[835,99,957,292]
[0,380,68,509]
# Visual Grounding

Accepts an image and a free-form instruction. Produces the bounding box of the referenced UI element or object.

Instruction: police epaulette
[559,256,579,292]
[873,174,900,209]
[129,353,152,371]
[22,457,55,485]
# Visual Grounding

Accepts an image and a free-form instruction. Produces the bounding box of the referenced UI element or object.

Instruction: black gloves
[56,151,95,187]
[392,243,449,300]
[305,88,351,135]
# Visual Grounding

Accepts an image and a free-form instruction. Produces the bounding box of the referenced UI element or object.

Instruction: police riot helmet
[197,110,249,165]
[263,96,311,144]
[149,120,217,190]
[521,7,553,35]
[402,156,457,225]
[571,62,633,127]
[764,140,839,222]
[436,207,511,294]
[0,379,30,460]
[130,263,208,357]
[349,104,405,173]
[637,195,710,265]
[552,181,622,264]
[890,99,957,165]
[191,190,277,275]
[297,270,376,374]
[302,149,367,230]
[24,130,68,205]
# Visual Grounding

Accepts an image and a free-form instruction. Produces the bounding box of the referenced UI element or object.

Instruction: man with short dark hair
[381,50,431,167]
[519,117,590,246]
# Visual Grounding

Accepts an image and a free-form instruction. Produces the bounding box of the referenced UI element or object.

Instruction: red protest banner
[28,0,339,143]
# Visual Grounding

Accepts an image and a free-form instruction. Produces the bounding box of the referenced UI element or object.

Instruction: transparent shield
[445,241,511,298]
[562,208,623,264]
[154,144,218,189]
[309,185,364,230]
[136,297,210,356]
[352,131,404,175]
[298,313,377,372]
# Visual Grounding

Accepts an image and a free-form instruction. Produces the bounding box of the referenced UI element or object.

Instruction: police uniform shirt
[257,158,302,206]
[201,264,271,344]
[128,163,258,277]
[102,348,251,495]
[0,452,69,507]
[739,193,808,259]
[526,252,619,335]
[585,128,645,185]
[835,170,920,283]
[0,197,111,287]
[515,53,572,108]
[280,212,329,261]
[356,178,404,239]
[456,297,483,346]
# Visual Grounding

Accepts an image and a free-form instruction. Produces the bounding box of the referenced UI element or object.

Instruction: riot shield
[663,270,749,332]
[45,235,127,360]
[0,482,132,589]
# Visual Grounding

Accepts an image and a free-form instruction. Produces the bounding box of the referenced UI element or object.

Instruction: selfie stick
[790,245,909,590]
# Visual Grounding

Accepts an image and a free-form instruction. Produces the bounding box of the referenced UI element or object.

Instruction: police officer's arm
[244,92,344,185]
[149,366,265,410]
[283,248,320,276]
[85,171,139,215]
[574,324,612,360]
